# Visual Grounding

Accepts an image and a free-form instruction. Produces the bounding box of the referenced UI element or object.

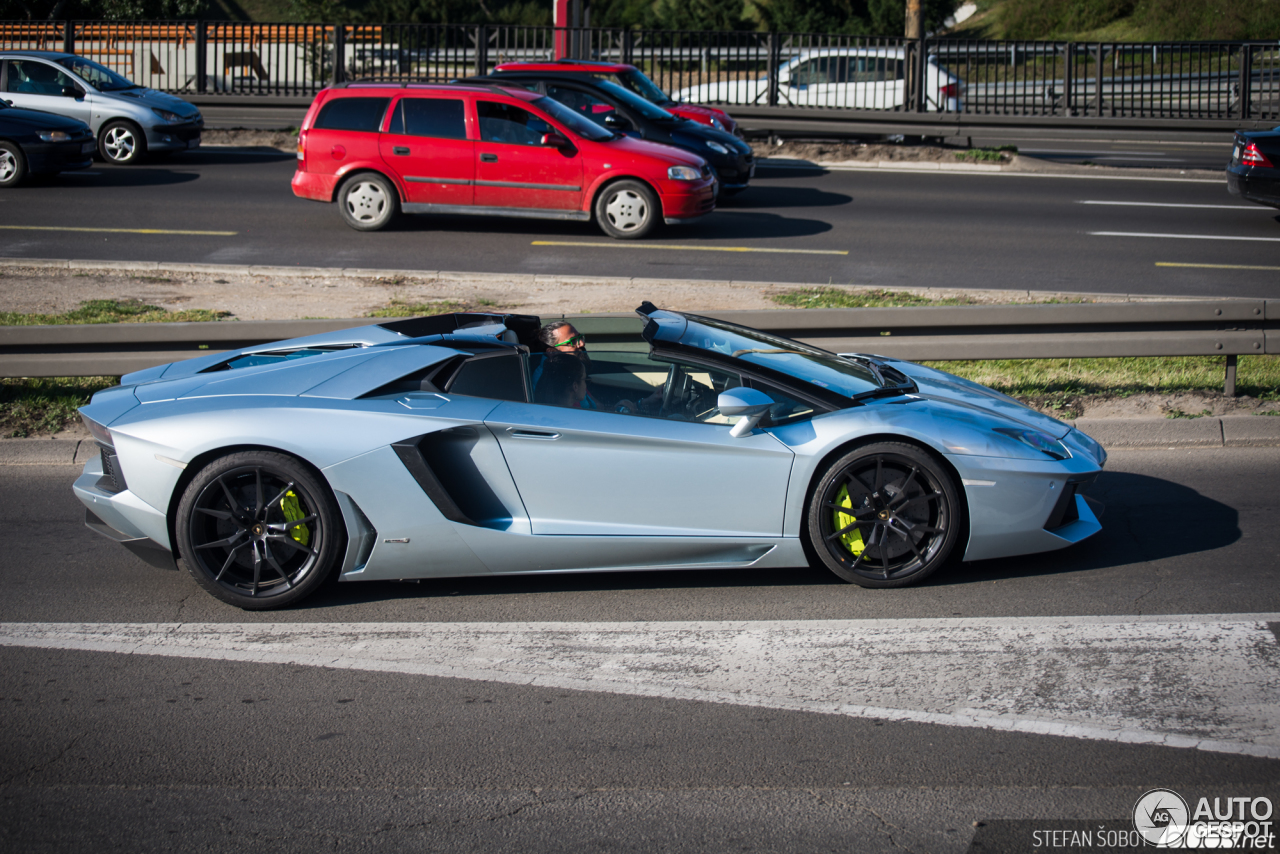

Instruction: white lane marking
[1080,200,1264,210]
[2,615,1277,758]
[1090,231,1280,242]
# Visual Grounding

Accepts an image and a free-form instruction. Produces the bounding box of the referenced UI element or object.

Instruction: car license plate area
[187,138,201,149]
[81,141,95,154]
[1233,144,1241,162]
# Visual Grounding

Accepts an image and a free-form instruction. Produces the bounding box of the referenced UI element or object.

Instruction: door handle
[393,146,410,155]
[480,153,498,162]
[506,428,559,440]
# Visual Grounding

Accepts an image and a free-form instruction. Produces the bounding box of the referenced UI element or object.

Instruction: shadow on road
[27,168,201,189]
[393,209,835,240]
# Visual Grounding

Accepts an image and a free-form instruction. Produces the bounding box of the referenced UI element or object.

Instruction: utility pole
[905,0,921,39]
[905,0,922,112]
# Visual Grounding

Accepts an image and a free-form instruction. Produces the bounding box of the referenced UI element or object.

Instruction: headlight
[993,427,1070,460]
[38,130,72,141]
[151,108,183,123]
[710,117,725,131]
[667,165,701,181]
[1072,429,1107,467]
[81,414,113,447]
[705,140,729,154]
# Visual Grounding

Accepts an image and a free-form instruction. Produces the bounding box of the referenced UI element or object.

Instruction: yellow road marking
[1157,262,1280,271]
[0,225,237,236]
[531,240,848,256]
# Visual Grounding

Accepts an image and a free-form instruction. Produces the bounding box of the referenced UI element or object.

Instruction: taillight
[939,82,961,100]
[1241,142,1274,168]
[297,129,307,167]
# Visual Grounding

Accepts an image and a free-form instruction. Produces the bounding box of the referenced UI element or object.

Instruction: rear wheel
[175,451,343,610]
[595,179,658,239]
[807,442,960,588]
[0,142,26,187]
[339,172,398,231]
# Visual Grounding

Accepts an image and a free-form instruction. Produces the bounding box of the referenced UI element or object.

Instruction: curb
[5,417,1279,466]
[0,257,1232,305]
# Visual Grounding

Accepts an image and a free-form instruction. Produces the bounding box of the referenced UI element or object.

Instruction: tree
[654,0,752,30]
[752,0,870,34]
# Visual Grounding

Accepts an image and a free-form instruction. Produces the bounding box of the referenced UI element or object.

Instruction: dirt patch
[752,139,1013,164]
[202,128,298,151]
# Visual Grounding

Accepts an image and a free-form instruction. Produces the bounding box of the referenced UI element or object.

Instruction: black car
[0,98,94,187]
[1226,126,1280,209]
[467,72,756,195]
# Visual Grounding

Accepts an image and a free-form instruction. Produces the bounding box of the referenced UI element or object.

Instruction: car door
[3,58,92,126]
[474,99,583,212]
[379,94,474,208]
[486,351,795,537]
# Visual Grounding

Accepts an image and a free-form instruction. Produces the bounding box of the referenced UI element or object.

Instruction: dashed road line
[0,225,237,236]
[1080,200,1264,210]
[1090,231,1280,242]
[1157,262,1280,271]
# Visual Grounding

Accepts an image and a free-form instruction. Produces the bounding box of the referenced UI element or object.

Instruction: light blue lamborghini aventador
[74,303,1106,610]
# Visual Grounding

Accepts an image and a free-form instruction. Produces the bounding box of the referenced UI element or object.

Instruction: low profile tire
[807,442,960,588]
[0,142,27,187]
[595,179,658,239]
[339,172,398,231]
[99,120,145,165]
[175,451,344,610]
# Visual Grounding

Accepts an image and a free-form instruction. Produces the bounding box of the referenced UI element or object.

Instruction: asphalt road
[2,147,1276,300]
[1,447,1278,852]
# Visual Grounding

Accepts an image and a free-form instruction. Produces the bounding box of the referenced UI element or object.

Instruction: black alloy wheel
[807,442,960,588]
[176,451,343,609]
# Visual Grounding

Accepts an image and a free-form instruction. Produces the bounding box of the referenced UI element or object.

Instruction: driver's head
[539,321,586,358]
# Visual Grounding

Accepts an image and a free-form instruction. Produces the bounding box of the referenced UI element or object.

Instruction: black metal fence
[3,21,1277,121]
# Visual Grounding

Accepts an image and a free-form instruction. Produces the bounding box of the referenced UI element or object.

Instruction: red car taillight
[1241,142,1274,168]
[297,129,308,168]
[939,82,961,100]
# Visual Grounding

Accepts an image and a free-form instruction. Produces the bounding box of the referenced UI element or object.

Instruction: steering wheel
[660,364,680,417]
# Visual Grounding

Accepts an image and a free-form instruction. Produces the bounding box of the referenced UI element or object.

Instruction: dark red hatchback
[291,82,717,239]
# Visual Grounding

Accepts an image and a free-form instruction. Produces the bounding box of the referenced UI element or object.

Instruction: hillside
[944,0,1280,42]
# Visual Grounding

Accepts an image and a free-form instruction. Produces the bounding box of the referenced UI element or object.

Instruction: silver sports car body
[74,304,1106,609]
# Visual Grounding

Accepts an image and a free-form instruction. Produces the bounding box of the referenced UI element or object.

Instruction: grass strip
[2,376,119,438]
[366,299,472,318]
[0,299,230,326]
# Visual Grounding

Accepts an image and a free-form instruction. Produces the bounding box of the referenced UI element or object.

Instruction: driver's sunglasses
[556,334,586,349]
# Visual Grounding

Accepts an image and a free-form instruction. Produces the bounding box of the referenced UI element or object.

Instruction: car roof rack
[336,79,517,97]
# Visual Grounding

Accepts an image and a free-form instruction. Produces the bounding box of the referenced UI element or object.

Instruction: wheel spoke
[889,467,919,506]
[887,524,925,560]
[216,476,243,518]
[267,534,318,557]
[213,542,249,581]
[195,531,246,551]
[264,481,296,514]
[898,491,944,506]
[823,501,874,517]
[250,541,262,595]
[873,457,883,492]
[195,507,233,521]
[267,514,317,533]
[254,468,264,517]
[824,517,874,542]
[261,540,293,588]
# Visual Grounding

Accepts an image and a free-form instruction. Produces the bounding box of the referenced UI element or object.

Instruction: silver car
[73,305,1106,611]
[0,50,202,164]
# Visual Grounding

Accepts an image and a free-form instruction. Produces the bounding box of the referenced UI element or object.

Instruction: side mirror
[540,132,569,148]
[603,113,631,132]
[62,85,84,98]
[718,387,774,438]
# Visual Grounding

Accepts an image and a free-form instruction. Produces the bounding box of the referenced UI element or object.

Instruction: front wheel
[806,442,960,588]
[339,172,398,231]
[99,120,146,165]
[595,179,658,239]
[175,451,344,610]
[0,142,27,188]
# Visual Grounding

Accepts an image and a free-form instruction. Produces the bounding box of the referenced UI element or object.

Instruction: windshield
[57,56,139,91]
[593,79,677,121]
[660,314,883,397]
[531,95,615,142]
[617,69,673,104]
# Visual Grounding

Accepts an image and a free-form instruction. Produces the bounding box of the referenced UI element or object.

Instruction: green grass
[365,300,470,318]
[1,377,119,438]
[0,299,230,326]
[773,288,982,308]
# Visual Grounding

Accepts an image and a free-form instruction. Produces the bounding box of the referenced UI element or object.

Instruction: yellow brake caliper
[279,490,310,546]
[833,485,865,556]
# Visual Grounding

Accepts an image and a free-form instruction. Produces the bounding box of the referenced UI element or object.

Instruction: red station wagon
[291,82,718,239]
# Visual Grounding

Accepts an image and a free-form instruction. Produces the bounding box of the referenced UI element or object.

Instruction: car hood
[882,359,1072,439]
[605,134,707,168]
[0,106,90,132]
[97,88,200,119]
[670,103,734,126]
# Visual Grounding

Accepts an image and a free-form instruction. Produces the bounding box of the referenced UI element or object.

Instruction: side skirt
[402,203,592,222]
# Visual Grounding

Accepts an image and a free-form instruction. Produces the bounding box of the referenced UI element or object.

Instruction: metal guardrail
[2,301,1276,395]
[2,21,1278,128]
